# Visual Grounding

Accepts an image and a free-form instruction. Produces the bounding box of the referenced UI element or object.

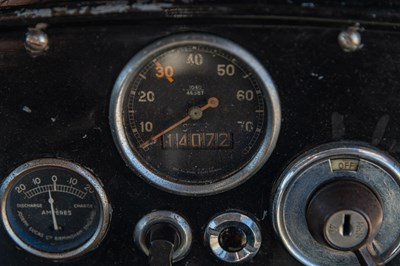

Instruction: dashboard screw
[25,23,49,57]
[338,27,363,52]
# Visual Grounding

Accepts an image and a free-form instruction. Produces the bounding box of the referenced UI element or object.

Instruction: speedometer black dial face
[110,34,280,195]
[128,46,265,182]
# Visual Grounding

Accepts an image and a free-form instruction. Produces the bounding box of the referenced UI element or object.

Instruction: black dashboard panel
[1,2,400,265]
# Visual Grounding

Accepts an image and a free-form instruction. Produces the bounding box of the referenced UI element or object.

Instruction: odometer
[110,33,280,195]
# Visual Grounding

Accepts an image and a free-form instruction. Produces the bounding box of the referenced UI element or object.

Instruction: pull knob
[134,211,192,265]
[307,181,384,266]
[148,223,180,266]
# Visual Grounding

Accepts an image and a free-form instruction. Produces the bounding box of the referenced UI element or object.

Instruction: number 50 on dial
[110,33,281,196]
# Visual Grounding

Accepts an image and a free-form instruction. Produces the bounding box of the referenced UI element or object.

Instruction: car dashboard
[1,1,400,265]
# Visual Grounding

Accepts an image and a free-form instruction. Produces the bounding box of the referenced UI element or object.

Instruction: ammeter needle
[139,97,219,149]
[48,191,59,231]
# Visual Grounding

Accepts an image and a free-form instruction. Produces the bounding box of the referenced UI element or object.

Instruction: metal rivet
[25,23,49,57]
[338,26,363,52]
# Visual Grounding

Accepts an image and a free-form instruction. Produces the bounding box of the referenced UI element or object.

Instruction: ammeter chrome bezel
[0,158,111,260]
[109,33,281,196]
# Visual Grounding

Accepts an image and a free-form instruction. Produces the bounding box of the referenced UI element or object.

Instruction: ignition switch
[272,142,400,266]
[307,181,384,266]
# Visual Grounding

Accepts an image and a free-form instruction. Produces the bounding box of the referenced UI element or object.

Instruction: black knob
[147,223,180,266]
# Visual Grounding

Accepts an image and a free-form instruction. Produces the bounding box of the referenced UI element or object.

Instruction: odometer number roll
[110,33,281,195]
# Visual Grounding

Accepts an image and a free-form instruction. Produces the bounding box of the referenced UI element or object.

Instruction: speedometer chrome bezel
[0,158,111,260]
[110,33,281,196]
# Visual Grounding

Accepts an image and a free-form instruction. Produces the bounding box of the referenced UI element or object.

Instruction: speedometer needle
[48,191,59,231]
[139,97,219,149]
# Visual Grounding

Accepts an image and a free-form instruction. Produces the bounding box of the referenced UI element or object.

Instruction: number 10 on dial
[110,33,281,195]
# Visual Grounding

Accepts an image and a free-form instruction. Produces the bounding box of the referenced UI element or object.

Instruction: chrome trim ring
[0,158,111,260]
[109,33,281,196]
[204,211,262,263]
[134,210,192,262]
[272,142,400,266]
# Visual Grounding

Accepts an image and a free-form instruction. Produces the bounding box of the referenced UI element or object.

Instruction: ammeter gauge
[110,33,281,196]
[0,159,111,259]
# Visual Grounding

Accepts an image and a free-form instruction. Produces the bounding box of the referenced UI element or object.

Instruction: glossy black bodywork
[1,2,400,265]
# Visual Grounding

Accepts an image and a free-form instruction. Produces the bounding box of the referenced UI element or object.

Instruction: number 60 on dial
[110,33,281,196]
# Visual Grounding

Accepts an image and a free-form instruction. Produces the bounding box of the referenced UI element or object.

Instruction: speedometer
[110,33,280,195]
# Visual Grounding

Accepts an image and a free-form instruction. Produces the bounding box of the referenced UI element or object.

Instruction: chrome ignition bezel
[272,142,400,266]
